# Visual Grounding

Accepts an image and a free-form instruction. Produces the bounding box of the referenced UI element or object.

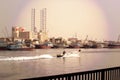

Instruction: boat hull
[0,47,7,50]
[35,45,51,49]
[7,47,34,51]
[107,44,120,48]
[57,54,63,57]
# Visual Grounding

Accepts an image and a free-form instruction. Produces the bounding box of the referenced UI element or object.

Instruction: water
[0,49,120,80]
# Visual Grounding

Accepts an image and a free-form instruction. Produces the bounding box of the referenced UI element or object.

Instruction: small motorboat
[57,50,81,58]
[57,54,64,57]
[57,50,66,57]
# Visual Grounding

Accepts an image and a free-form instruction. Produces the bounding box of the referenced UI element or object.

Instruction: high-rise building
[30,8,48,42]
[38,8,48,42]
[40,8,47,33]
[31,8,37,34]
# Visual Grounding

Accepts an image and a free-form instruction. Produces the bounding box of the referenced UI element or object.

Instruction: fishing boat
[7,42,34,51]
[107,42,120,48]
[35,42,53,49]
[107,35,120,48]
[0,40,8,50]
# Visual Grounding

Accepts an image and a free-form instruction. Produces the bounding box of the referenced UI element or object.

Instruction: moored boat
[7,41,34,51]
[0,40,8,50]
[107,42,120,48]
[35,42,53,49]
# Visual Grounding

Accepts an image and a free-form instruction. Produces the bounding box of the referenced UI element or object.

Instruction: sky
[0,0,120,41]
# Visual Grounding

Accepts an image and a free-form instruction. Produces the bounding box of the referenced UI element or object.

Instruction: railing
[22,66,120,80]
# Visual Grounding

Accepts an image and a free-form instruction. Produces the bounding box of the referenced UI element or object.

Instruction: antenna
[5,26,9,37]
[75,33,77,38]
[2,27,7,38]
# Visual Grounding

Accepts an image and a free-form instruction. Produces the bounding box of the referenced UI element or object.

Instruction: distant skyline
[0,0,120,41]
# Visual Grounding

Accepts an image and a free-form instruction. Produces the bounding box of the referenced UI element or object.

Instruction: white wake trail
[0,54,53,61]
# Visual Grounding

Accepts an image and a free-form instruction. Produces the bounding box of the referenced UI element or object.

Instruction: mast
[117,34,120,42]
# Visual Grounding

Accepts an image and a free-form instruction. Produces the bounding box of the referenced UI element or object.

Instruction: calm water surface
[0,49,120,80]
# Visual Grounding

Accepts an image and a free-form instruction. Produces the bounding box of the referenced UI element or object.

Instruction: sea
[0,48,120,80]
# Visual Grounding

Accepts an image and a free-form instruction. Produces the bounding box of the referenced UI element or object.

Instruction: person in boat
[57,50,66,57]
[78,49,81,52]
[63,50,66,55]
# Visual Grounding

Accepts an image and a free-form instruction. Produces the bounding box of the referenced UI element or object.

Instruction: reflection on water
[0,49,120,79]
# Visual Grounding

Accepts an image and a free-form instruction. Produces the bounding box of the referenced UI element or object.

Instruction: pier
[22,66,120,80]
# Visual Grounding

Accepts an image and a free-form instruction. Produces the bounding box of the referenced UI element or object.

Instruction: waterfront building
[67,38,83,48]
[38,31,48,43]
[68,38,78,42]
[12,27,20,39]
[49,37,68,48]
[19,31,33,40]
[12,26,33,41]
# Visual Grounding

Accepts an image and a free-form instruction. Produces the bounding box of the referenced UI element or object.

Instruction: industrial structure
[12,8,48,42]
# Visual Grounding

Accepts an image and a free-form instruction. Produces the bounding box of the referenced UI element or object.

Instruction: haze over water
[0,0,120,80]
[0,49,120,79]
[0,0,120,41]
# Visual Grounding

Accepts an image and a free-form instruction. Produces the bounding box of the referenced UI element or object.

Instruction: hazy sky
[0,0,120,41]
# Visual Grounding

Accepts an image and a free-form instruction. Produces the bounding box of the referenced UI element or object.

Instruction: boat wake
[0,51,80,61]
[0,54,53,61]
[63,51,80,57]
